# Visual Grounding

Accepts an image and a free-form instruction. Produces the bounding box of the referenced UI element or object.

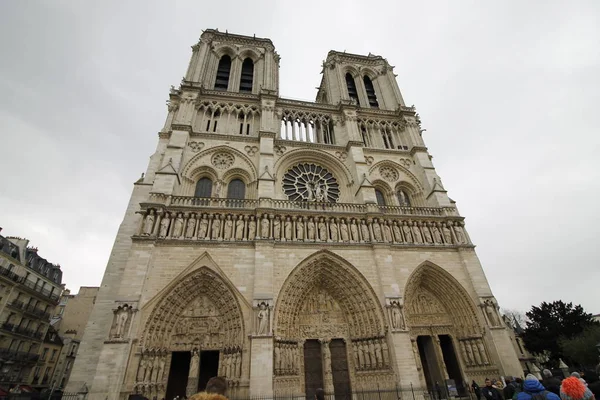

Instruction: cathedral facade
[67,30,521,400]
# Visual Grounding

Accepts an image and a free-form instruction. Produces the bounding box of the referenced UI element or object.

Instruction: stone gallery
[67,29,522,400]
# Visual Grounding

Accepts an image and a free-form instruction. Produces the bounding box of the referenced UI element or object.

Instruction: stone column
[320,339,334,394]
[186,350,200,396]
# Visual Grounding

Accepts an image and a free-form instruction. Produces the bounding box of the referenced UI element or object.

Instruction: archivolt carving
[404,262,480,337]
[141,266,244,350]
[274,250,385,340]
[368,160,423,191]
[182,145,258,182]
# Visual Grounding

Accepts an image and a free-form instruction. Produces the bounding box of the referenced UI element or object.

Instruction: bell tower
[316,51,406,110]
[184,29,280,94]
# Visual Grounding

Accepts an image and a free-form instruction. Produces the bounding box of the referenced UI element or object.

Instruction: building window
[50,349,57,361]
[375,190,386,206]
[65,360,71,371]
[194,178,213,198]
[397,190,411,207]
[214,55,232,90]
[345,73,360,106]
[381,128,394,149]
[227,179,246,200]
[363,76,379,108]
[239,58,254,92]
[41,348,48,360]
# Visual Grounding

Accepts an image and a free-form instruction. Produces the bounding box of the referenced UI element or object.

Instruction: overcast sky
[0,1,598,314]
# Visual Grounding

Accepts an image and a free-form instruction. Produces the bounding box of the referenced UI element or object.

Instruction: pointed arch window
[364,76,379,108]
[397,189,411,207]
[195,178,213,198]
[239,58,254,92]
[375,189,386,206]
[214,55,232,90]
[345,73,360,106]
[227,179,246,206]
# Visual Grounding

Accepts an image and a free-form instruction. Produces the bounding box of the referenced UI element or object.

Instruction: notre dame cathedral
[67,29,522,400]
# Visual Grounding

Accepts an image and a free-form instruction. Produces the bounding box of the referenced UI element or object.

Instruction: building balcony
[8,300,52,321]
[0,265,24,284]
[135,197,470,247]
[0,348,40,363]
[19,279,61,304]
[1,322,44,341]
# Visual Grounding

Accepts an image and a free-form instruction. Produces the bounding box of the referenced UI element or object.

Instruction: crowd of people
[471,370,600,400]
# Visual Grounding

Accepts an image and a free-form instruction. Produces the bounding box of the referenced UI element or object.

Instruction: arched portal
[404,262,497,395]
[136,267,245,399]
[273,251,395,396]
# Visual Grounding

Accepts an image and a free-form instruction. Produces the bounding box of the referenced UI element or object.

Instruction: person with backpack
[473,380,482,400]
[504,376,521,400]
[516,374,560,400]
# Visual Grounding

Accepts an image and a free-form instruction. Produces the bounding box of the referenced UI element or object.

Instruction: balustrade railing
[20,279,60,302]
[9,300,52,320]
[146,195,458,217]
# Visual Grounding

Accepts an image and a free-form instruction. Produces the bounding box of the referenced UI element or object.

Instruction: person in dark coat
[542,369,562,396]
[504,376,519,400]
[473,381,482,400]
[482,379,504,400]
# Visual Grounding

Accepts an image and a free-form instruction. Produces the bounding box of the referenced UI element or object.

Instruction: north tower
[67,29,521,400]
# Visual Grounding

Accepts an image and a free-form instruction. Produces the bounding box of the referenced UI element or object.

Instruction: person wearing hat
[189,377,228,400]
[516,374,560,400]
[560,376,595,400]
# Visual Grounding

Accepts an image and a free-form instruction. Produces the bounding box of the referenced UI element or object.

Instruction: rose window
[282,163,340,202]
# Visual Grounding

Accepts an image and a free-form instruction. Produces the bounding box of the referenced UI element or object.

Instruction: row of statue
[352,337,391,371]
[274,341,300,376]
[140,209,469,245]
[459,338,490,367]
[217,348,243,379]
[136,351,167,386]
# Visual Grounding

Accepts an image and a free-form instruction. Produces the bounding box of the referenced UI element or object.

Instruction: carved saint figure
[350,219,359,242]
[248,216,256,239]
[189,350,200,378]
[383,221,392,242]
[185,215,196,238]
[198,215,208,239]
[284,217,292,240]
[340,219,349,241]
[412,222,423,243]
[137,357,147,381]
[484,300,499,326]
[235,215,245,240]
[307,217,315,240]
[423,224,433,243]
[257,303,269,335]
[222,215,233,240]
[211,216,221,239]
[273,217,281,240]
[443,224,453,244]
[142,210,155,236]
[360,220,370,241]
[259,215,268,238]
[296,217,304,240]
[372,220,383,241]
[392,221,402,243]
[318,218,327,241]
[159,214,170,238]
[274,344,282,372]
[381,340,390,366]
[114,306,129,338]
[172,213,184,238]
[454,223,466,244]
[390,302,404,330]
[477,340,489,364]
[432,225,443,244]
[402,222,413,243]
[471,341,482,365]
[329,219,338,241]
